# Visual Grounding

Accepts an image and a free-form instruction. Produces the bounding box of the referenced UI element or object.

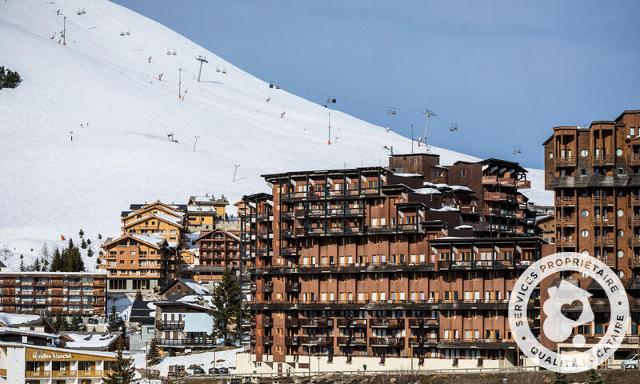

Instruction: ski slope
[0,0,552,269]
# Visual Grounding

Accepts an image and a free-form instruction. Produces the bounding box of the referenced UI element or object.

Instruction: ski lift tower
[422,109,437,152]
[196,55,208,82]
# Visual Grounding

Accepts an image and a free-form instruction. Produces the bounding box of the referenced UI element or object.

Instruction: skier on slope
[158,73,163,81]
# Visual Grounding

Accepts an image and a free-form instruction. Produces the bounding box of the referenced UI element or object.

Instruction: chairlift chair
[387,109,397,116]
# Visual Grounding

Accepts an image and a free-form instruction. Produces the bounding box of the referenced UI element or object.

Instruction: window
[549,152,554,159]
[618,229,625,238]
[618,209,625,217]
[580,149,588,158]
[580,229,589,238]
[616,148,623,157]
[580,209,589,218]
[580,168,587,176]
[618,250,624,258]
[631,127,636,136]
[460,169,466,177]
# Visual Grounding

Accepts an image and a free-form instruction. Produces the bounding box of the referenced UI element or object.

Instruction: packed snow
[132,347,243,376]
[0,0,552,270]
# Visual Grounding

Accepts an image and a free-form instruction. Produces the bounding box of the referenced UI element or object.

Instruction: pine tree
[87,248,94,257]
[50,248,63,272]
[79,229,84,238]
[80,238,87,249]
[135,290,143,301]
[586,369,604,384]
[108,305,123,332]
[104,342,138,384]
[553,371,569,384]
[98,233,102,240]
[211,268,242,345]
[19,259,25,272]
[53,315,70,332]
[146,337,160,364]
[33,257,41,271]
[71,315,86,332]
[42,256,49,271]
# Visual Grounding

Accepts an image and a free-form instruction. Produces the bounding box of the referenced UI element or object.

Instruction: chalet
[100,233,171,292]
[154,301,214,352]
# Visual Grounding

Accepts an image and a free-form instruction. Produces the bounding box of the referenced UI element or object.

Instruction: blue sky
[113,0,640,168]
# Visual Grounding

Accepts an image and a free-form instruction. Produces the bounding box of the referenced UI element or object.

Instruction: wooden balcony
[300,336,331,346]
[77,370,103,377]
[336,318,367,328]
[25,371,50,378]
[484,192,507,201]
[593,154,614,165]
[52,370,76,378]
[555,156,576,167]
[299,318,333,328]
[594,237,615,246]
[337,337,367,346]
[629,154,640,166]
[156,338,215,347]
[557,196,576,205]
[409,318,439,328]
[285,282,300,292]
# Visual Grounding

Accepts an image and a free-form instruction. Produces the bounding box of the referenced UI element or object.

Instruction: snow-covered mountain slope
[0,0,552,269]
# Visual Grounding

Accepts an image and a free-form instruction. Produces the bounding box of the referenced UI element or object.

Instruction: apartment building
[390,155,537,237]
[543,109,640,354]
[192,229,241,286]
[236,159,544,374]
[100,233,171,292]
[0,272,106,317]
[187,195,229,231]
[0,342,117,384]
[102,196,231,292]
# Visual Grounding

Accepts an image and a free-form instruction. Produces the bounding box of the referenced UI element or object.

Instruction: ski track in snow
[0,0,552,270]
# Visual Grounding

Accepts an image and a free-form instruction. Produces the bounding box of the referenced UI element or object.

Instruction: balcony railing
[593,154,614,165]
[156,338,216,346]
[299,336,331,346]
[156,321,184,330]
[370,318,404,328]
[484,192,507,201]
[409,318,439,328]
[555,156,576,167]
[337,318,367,328]
[285,282,300,292]
[369,337,404,347]
[337,336,367,346]
[299,318,333,327]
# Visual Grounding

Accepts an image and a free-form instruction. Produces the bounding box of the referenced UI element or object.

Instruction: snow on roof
[0,312,41,326]
[154,212,184,226]
[130,233,166,247]
[63,332,121,350]
[183,281,211,296]
[187,205,216,212]
[432,205,459,212]
[393,173,423,177]
[450,185,473,192]
[0,327,58,339]
[455,225,474,230]
[423,181,436,188]
[435,183,451,189]
[413,188,441,195]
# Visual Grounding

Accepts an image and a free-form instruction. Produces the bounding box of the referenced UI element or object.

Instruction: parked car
[218,367,229,375]
[622,354,639,369]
